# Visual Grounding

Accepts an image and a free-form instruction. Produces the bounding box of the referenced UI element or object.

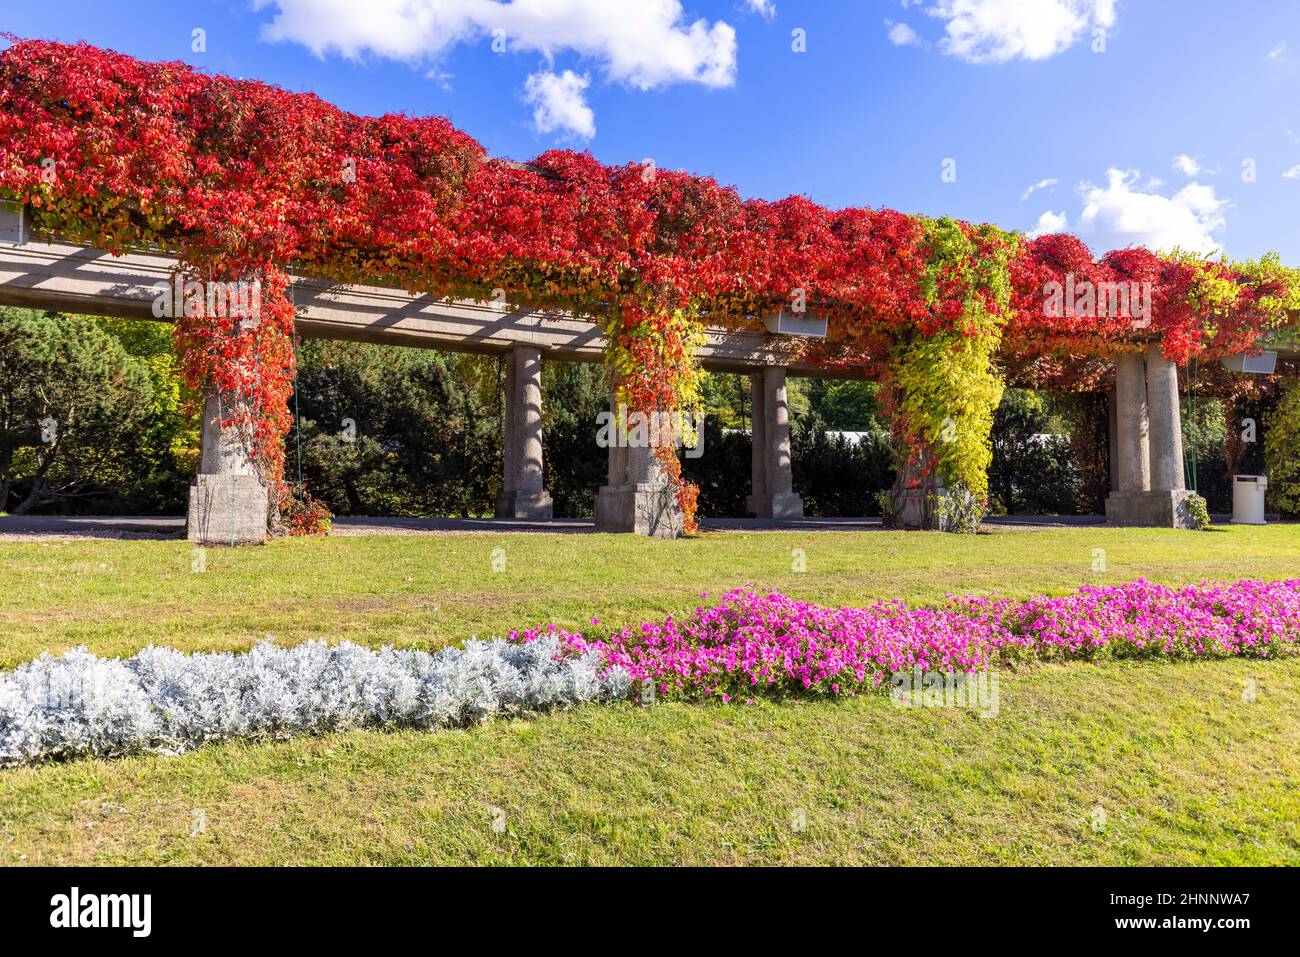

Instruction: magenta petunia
[516,579,1300,704]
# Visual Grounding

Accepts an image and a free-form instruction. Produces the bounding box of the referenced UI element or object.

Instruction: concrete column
[1105,350,1194,528]
[594,396,683,537]
[1145,344,1186,492]
[605,397,628,489]
[1107,386,1119,494]
[746,367,803,520]
[744,373,768,516]
[766,367,794,495]
[186,390,268,545]
[500,363,518,497]
[495,345,553,519]
[1114,352,1150,493]
[197,391,256,477]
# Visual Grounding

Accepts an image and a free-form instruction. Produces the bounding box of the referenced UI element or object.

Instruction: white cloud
[886,20,922,47]
[254,0,738,90]
[523,69,595,139]
[922,0,1116,64]
[746,0,776,19]
[1172,154,1200,176]
[1021,177,1058,200]
[1284,165,1300,180]
[425,67,455,91]
[1026,209,1068,239]
[1077,167,1227,255]
[1268,41,1287,62]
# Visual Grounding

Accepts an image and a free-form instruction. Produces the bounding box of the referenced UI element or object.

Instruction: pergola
[0,226,1290,543]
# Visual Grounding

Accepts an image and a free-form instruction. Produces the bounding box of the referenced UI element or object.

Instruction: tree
[1264,379,1300,517]
[988,389,1077,515]
[802,379,884,431]
[792,412,894,516]
[0,307,154,514]
[542,361,610,517]
[291,340,502,517]
[1180,396,1229,511]
[95,317,198,512]
[696,372,747,431]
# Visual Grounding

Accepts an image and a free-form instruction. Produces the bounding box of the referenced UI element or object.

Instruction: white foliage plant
[0,638,631,767]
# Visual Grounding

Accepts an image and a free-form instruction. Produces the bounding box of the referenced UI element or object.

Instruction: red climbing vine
[1,38,1296,533]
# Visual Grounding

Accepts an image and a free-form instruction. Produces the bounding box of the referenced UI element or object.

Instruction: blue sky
[4,1,1298,261]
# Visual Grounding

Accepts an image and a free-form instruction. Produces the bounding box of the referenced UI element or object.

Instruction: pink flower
[518,579,1300,705]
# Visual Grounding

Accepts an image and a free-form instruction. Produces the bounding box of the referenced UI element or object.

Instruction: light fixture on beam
[0,202,29,246]
[763,308,827,338]
[1221,351,1278,374]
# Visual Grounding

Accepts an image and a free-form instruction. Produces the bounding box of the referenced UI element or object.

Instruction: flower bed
[3,578,1296,766]
[0,638,629,767]
[515,579,1300,702]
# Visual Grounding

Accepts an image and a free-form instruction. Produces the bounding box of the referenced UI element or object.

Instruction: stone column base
[889,488,931,530]
[885,485,983,531]
[1105,489,1196,528]
[745,491,805,520]
[187,474,268,545]
[494,490,554,520]
[595,483,683,538]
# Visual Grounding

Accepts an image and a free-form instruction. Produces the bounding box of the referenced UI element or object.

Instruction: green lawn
[1,525,1298,865]
[3,524,1300,666]
[2,658,1296,865]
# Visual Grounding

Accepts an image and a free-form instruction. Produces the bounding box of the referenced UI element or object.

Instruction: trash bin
[1232,475,1267,525]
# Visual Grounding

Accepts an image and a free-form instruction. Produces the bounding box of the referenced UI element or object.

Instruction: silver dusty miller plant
[0,638,631,767]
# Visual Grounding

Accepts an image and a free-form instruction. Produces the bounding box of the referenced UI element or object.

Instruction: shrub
[283,485,333,536]
[988,389,1077,515]
[1264,379,1300,517]
[682,419,750,517]
[0,308,158,515]
[792,414,895,516]
[1184,492,1212,530]
[0,637,628,767]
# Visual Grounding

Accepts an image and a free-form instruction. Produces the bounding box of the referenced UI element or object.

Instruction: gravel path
[0,513,1122,540]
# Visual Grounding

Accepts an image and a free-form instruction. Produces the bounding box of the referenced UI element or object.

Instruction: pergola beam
[0,239,838,376]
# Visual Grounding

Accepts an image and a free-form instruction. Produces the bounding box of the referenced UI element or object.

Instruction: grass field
[1,524,1298,865]
[4,524,1300,666]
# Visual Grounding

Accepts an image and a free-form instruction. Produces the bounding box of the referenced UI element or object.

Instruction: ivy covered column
[186,390,268,546]
[594,395,683,538]
[746,367,803,519]
[495,344,553,519]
